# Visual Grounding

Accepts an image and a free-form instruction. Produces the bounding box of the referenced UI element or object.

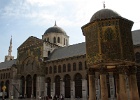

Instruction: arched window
[54,66,57,73]
[58,65,61,73]
[53,37,56,43]
[49,66,52,74]
[135,52,140,63]
[79,62,82,70]
[46,67,48,74]
[63,64,66,72]
[48,51,51,56]
[68,63,71,72]
[64,38,65,45]
[85,61,87,69]
[58,37,60,43]
[4,73,5,79]
[47,38,49,42]
[73,63,76,71]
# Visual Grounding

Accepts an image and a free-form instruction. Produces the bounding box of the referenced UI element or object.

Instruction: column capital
[88,68,95,75]
[117,65,128,74]
[128,66,137,75]
[99,66,107,74]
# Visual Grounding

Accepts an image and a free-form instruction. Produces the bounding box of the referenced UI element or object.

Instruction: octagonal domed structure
[90,9,121,22]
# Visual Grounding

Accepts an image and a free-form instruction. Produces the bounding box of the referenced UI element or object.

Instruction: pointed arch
[53,37,56,43]
[74,73,82,98]
[64,74,71,98]
[20,76,25,97]
[5,80,10,98]
[55,75,61,96]
[26,75,32,98]
[46,77,51,98]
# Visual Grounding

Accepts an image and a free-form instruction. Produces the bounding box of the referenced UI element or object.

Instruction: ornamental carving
[88,68,95,75]
[99,66,107,74]
[117,65,129,74]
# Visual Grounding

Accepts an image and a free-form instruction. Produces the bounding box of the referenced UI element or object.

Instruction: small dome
[90,9,121,22]
[44,22,67,35]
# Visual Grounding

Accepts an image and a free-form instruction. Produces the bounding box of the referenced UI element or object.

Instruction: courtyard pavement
[0,98,87,100]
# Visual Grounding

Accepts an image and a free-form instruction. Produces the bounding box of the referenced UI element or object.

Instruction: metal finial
[54,21,57,26]
[103,1,105,9]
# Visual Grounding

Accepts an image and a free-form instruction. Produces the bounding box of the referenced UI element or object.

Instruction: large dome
[44,23,67,35]
[90,9,121,22]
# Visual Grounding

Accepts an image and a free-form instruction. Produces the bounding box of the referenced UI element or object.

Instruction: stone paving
[0,98,87,100]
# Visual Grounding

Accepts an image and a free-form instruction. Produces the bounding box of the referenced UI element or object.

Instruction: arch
[85,61,87,69]
[26,75,32,98]
[58,65,61,73]
[53,37,56,43]
[135,52,140,63]
[64,74,71,98]
[63,64,66,72]
[5,80,10,98]
[73,63,76,71]
[20,76,25,97]
[55,75,61,96]
[67,63,71,72]
[47,38,49,42]
[58,37,60,43]
[64,38,65,45]
[79,62,82,70]
[46,77,51,98]
[48,51,51,56]
[54,65,57,73]
[33,74,37,98]
[1,81,4,92]
[74,73,82,98]
[49,66,52,74]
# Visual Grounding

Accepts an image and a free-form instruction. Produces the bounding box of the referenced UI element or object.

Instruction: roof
[48,42,86,61]
[132,29,140,45]
[44,25,67,35]
[90,9,121,22]
[0,59,16,70]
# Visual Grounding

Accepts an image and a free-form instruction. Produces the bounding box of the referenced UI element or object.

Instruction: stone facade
[0,9,140,100]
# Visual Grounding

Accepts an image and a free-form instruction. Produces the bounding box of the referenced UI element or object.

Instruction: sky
[0,0,140,62]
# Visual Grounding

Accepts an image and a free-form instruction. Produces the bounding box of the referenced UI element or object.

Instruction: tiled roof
[132,29,140,45]
[48,42,86,61]
[0,59,16,70]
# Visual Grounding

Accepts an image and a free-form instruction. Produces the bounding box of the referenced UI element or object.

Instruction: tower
[82,8,139,100]
[5,36,14,61]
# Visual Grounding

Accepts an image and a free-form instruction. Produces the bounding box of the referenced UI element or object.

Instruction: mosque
[0,7,140,100]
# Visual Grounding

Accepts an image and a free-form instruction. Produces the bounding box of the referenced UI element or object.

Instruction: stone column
[82,79,87,99]
[60,79,64,95]
[114,73,119,100]
[99,67,108,100]
[118,66,128,100]
[128,66,139,100]
[109,72,115,99]
[95,72,100,100]
[88,68,96,100]
[71,81,75,99]
[31,79,33,98]
[53,82,55,97]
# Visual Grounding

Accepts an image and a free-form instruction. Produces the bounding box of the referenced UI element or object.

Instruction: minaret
[5,36,14,61]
